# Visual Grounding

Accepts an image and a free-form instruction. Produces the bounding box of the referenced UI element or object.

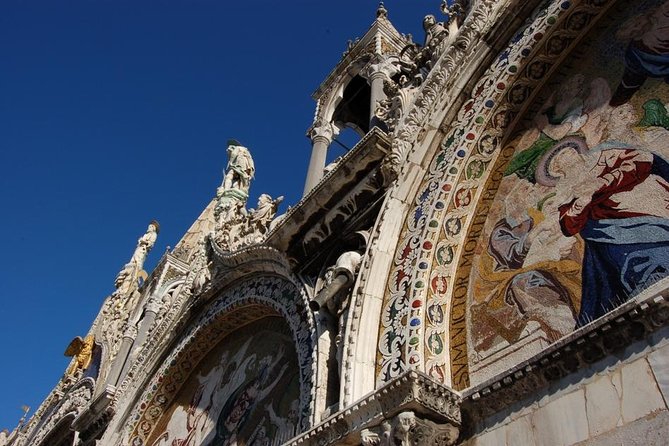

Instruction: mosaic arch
[124,275,315,446]
[378,0,669,390]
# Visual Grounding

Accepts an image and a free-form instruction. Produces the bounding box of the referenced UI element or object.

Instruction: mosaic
[377,0,666,389]
[147,317,300,446]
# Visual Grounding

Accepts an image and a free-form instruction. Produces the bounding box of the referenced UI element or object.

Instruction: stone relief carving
[360,411,459,446]
[308,118,337,144]
[28,380,94,446]
[375,75,421,132]
[123,275,316,446]
[381,0,496,180]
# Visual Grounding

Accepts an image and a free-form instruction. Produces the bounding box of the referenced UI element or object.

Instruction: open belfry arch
[5,1,669,445]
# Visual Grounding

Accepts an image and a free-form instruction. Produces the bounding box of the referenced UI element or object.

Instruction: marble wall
[465,327,669,446]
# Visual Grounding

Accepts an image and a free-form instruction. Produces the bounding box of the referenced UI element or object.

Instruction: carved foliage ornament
[27,379,94,446]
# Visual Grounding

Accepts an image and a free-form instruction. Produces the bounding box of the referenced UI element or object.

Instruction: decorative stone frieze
[286,371,461,445]
[26,379,95,446]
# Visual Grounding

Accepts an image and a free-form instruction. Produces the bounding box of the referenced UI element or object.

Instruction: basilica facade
[4,0,669,444]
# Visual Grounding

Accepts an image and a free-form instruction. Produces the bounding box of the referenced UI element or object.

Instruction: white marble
[647,343,669,408]
[585,374,622,437]
[531,389,589,446]
[505,415,534,446]
[620,359,665,423]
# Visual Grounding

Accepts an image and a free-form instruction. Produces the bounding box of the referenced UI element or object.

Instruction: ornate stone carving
[95,222,161,381]
[377,0,616,389]
[123,275,316,446]
[381,0,498,180]
[361,422,391,445]
[307,119,337,144]
[375,76,420,133]
[361,412,459,446]
[212,142,284,252]
[27,380,94,446]
[215,193,283,252]
[286,371,460,446]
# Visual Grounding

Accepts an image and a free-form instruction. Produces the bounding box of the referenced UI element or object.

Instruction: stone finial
[376,2,388,18]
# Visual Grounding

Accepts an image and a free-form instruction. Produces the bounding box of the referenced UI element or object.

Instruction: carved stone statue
[248,194,283,236]
[114,221,159,294]
[64,334,95,376]
[190,237,212,296]
[211,142,286,251]
[215,141,255,231]
[220,140,255,199]
[0,429,9,446]
[421,14,449,68]
[423,15,447,48]
[360,411,459,446]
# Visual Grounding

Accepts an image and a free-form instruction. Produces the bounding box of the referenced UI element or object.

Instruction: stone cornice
[266,128,391,260]
[287,370,461,445]
[462,279,669,422]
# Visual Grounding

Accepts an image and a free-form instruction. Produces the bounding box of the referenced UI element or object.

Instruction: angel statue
[248,194,284,236]
[64,334,95,376]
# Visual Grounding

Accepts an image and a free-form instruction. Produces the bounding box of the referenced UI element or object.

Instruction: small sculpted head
[149,220,160,234]
[423,14,436,30]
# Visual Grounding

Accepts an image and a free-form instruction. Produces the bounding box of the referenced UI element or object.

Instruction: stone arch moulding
[115,274,316,446]
[342,0,531,404]
[28,378,95,446]
[318,55,372,124]
[375,0,619,391]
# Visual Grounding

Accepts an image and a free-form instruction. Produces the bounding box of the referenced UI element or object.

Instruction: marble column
[368,70,388,125]
[303,121,335,196]
[106,324,138,387]
[116,298,161,383]
[364,57,399,127]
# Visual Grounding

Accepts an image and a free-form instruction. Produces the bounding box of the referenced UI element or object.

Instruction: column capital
[363,56,400,83]
[122,325,138,340]
[308,119,336,144]
[145,296,162,315]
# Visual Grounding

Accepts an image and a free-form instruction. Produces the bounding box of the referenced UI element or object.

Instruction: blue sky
[0,0,437,431]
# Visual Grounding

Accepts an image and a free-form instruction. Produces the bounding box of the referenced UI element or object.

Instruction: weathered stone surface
[530,390,588,446]
[647,343,669,407]
[469,424,506,446]
[505,415,534,446]
[584,374,622,437]
[620,359,665,423]
[575,410,669,446]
